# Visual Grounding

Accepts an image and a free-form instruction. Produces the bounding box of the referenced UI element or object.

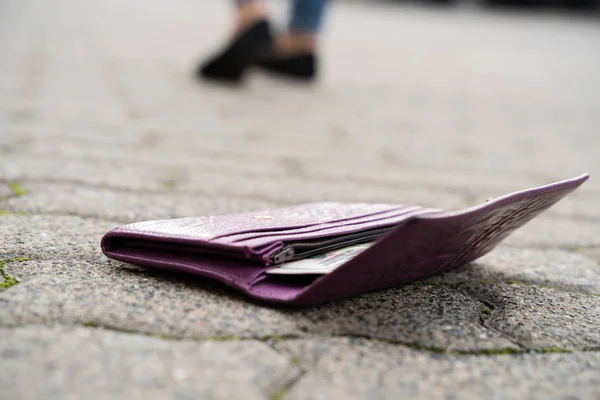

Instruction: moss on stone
[261,335,287,343]
[0,275,18,289]
[0,257,29,289]
[8,181,25,197]
[162,167,183,191]
[538,347,573,354]
[151,333,176,340]
[482,308,492,315]
[204,335,241,342]
[0,210,33,216]
[272,389,287,400]
[464,348,522,356]
[405,342,446,354]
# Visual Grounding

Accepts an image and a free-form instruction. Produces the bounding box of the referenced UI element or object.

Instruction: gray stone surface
[0,260,514,351]
[0,181,467,222]
[1,0,599,397]
[296,284,519,352]
[0,325,300,400]
[503,215,600,249]
[1,181,282,223]
[431,246,600,294]
[549,194,600,221]
[461,283,600,350]
[0,214,117,262]
[581,247,600,263]
[0,181,14,199]
[276,338,600,400]
[0,259,301,338]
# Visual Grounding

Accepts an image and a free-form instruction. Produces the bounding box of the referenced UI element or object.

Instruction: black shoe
[257,53,317,81]
[197,20,273,83]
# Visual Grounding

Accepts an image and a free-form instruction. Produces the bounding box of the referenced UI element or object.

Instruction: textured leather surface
[231,207,440,248]
[216,206,428,244]
[101,174,589,306]
[107,202,403,241]
[102,202,420,263]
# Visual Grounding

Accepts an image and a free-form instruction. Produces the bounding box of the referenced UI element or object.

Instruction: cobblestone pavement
[1,0,600,398]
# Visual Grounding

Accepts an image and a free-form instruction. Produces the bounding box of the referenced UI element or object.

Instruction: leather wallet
[101,174,589,306]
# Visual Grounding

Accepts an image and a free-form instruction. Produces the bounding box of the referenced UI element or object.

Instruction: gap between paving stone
[0,273,520,353]
[273,337,600,400]
[3,180,598,232]
[0,324,300,400]
[452,283,600,351]
[4,216,599,352]
[2,323,596,358]
[0,181,286,223]
[3,254,599,352]
[0,209,125,221]
[4,179,598,229]
[5,145,555,192]
[0,176,472,210]
[0,256,524,353]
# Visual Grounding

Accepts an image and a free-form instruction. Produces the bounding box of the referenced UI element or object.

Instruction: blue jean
[237,0,328,33]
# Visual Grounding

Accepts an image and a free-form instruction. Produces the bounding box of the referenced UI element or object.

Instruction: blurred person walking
[197,0,328,83]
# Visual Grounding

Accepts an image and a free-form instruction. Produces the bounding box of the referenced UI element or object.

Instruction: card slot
[105,238,254,262]
[103,241,275,289]
[238,208,440,250]
[220,206,425,244]
[270,228,389,264]
[208,204,411,242]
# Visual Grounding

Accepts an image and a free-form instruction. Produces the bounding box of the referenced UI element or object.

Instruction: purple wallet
[101,174,588,306]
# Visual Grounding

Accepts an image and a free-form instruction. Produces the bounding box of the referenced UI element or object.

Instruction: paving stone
[0,147,553,201]
[0,181,282,223]
[295,284,519,352]
[503,215,600,249]
[0,325,300,400]
[549,193,600,221]
[580,247,600,263]
[430,246,600,294]
[1,0,600,397]
[1,259,513,351]
[457,283,600,350]
[0,260,301,339]
[0,215,116,262]
[0,178,468,216]
[13,122,599,197]
[275,338,600,400]
[0,182,14,199]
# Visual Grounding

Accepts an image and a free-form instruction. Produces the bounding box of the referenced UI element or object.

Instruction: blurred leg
[278,0,328,54]
[233,0,269,36]
[198,0,329,82]
[289,0,328,34]
[197,0,272,82]
[257,0,329,80]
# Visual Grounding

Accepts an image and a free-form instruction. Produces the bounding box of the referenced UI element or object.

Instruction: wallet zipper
[269,227,393,264]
